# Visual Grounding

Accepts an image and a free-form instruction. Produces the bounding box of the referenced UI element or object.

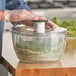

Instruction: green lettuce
[52,18,76,37]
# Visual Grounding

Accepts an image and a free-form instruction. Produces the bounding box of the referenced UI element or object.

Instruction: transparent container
[12,21,67,63]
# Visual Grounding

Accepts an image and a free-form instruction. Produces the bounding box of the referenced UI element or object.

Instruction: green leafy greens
[52,18,76,37]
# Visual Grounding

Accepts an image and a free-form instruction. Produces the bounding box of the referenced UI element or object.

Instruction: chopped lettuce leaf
[52,18,76,37]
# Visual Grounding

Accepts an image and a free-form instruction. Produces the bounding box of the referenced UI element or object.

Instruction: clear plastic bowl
[12,26,67,63]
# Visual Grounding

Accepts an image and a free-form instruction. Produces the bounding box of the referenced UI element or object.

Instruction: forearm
[0,10,31,21]
[0,10,4,21]
[0,9,39,22]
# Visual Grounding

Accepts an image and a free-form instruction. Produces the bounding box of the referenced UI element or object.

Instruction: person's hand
[5,10,46,22]
[18,19,57,30]
[45,20,57,30]
[5,9,57,30]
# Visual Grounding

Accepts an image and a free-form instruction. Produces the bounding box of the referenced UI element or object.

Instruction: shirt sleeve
[0,0,5,10]
[5,0,31,10]
[0,0,5,54]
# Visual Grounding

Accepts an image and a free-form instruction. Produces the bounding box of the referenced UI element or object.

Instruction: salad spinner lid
[52,27,67,33]
[13,20,67,36]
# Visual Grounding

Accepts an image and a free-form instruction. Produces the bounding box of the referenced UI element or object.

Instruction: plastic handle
[33,20,48,34]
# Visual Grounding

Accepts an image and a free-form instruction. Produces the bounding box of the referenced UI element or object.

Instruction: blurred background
[26,0,76,9]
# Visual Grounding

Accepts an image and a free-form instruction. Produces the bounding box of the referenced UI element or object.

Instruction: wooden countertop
[1,32,76,76]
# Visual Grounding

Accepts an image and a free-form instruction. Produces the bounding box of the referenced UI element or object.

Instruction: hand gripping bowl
[12,20,67,63]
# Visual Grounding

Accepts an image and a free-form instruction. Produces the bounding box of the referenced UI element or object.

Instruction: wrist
[0,10,4,21]
[5,10,10,22]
